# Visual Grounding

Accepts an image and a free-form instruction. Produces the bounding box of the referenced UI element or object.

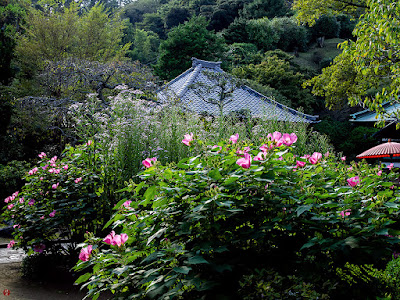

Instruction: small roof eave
[350,102,400,123]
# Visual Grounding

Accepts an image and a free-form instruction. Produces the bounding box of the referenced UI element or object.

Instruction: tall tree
[209,0,244,31]
[305,0,400,124]
[233,51,317,112]
[127,28,160,64]
[270,17,309,51]
[15,2,129,75]
[292,0,366,26]
[240,0,290,20]
[138,13,166,39]
[164,7,191,29]
[245,17,279,51]
[123,0,160,24]
[154,16,226,80]
[0,0,26,84]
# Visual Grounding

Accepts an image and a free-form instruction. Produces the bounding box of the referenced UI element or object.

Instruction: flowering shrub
[69,88,333,185]
[1,142,116,257]
[74,132,400,299]
[0,160,30,211]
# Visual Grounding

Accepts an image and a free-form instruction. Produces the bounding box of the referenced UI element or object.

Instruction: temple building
[157,57,319,123]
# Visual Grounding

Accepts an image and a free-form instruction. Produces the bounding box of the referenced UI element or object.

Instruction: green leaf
[147,228,167,246]
[377,189,393,197]
[224,176,240,185]
[300,241,315,250]
[209,169,222,180]
[296,204,312,217]
[144,185,158,202]
[384,202,399,208]
[113,266,128,275]
[95,186,104,196]
[163,169,173,180]
[103,214,124,230]
[152,197,168,209]
[135,181,146,194]
[376,228,389,235]
[215,246,228,253]
[260,170,275,180]
[173,266,192,274]
[75,272,92,284]
[344,236,359,248]
[92,293,100,300]
[186,256,209,265]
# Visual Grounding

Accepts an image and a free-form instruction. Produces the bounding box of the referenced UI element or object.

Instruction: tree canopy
[292,0,366,26]
[15,2,129,75]
[305,0,400,123]
[233,50,317,112]
[0,0,27,84]
[154,16,226,80]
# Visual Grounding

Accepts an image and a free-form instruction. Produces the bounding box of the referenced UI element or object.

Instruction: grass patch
[292,38,345,71]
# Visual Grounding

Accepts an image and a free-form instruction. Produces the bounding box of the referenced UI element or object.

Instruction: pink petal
[120,233,129,245]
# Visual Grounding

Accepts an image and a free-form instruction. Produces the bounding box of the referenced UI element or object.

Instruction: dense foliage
[2,143,115,257]
[74,132,400,299]
[233,51,318,112]
[303,0,400,125]
[3,0,400,297]
[154,16,226,80]
[0,0,26,85]
[16,2,129,76]
[1,87,332,260]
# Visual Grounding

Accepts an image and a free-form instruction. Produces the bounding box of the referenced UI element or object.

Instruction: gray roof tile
[157,57,319,123]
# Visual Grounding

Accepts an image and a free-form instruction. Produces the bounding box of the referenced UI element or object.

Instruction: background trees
[0,0,384,177]
[240,0,290,19]
[305,0,400,123]
[126,28,160,64]
[154,16,226,80]
[292,0,366,26]
[0,0,26,85]
[233,50,318,113]
[15,2,129,77]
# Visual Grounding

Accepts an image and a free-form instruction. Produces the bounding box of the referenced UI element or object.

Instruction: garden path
[0,248,110,300]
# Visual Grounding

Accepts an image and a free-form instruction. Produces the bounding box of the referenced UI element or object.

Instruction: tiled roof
[157,57,319,123]
[350,102,400,122]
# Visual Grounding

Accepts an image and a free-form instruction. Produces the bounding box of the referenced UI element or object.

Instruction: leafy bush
[270,17,310,52]
[2,142,117,258]
[335,257,400,299]
[238,268,330,299]
[0,160,30,211]
[74,132,400,299]
[309,15,341,40]
[71,88,332,184]
[246,17,279,51]
[224,42,263,67]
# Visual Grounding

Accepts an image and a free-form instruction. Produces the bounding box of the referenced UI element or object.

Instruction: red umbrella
[356,140,400,159]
